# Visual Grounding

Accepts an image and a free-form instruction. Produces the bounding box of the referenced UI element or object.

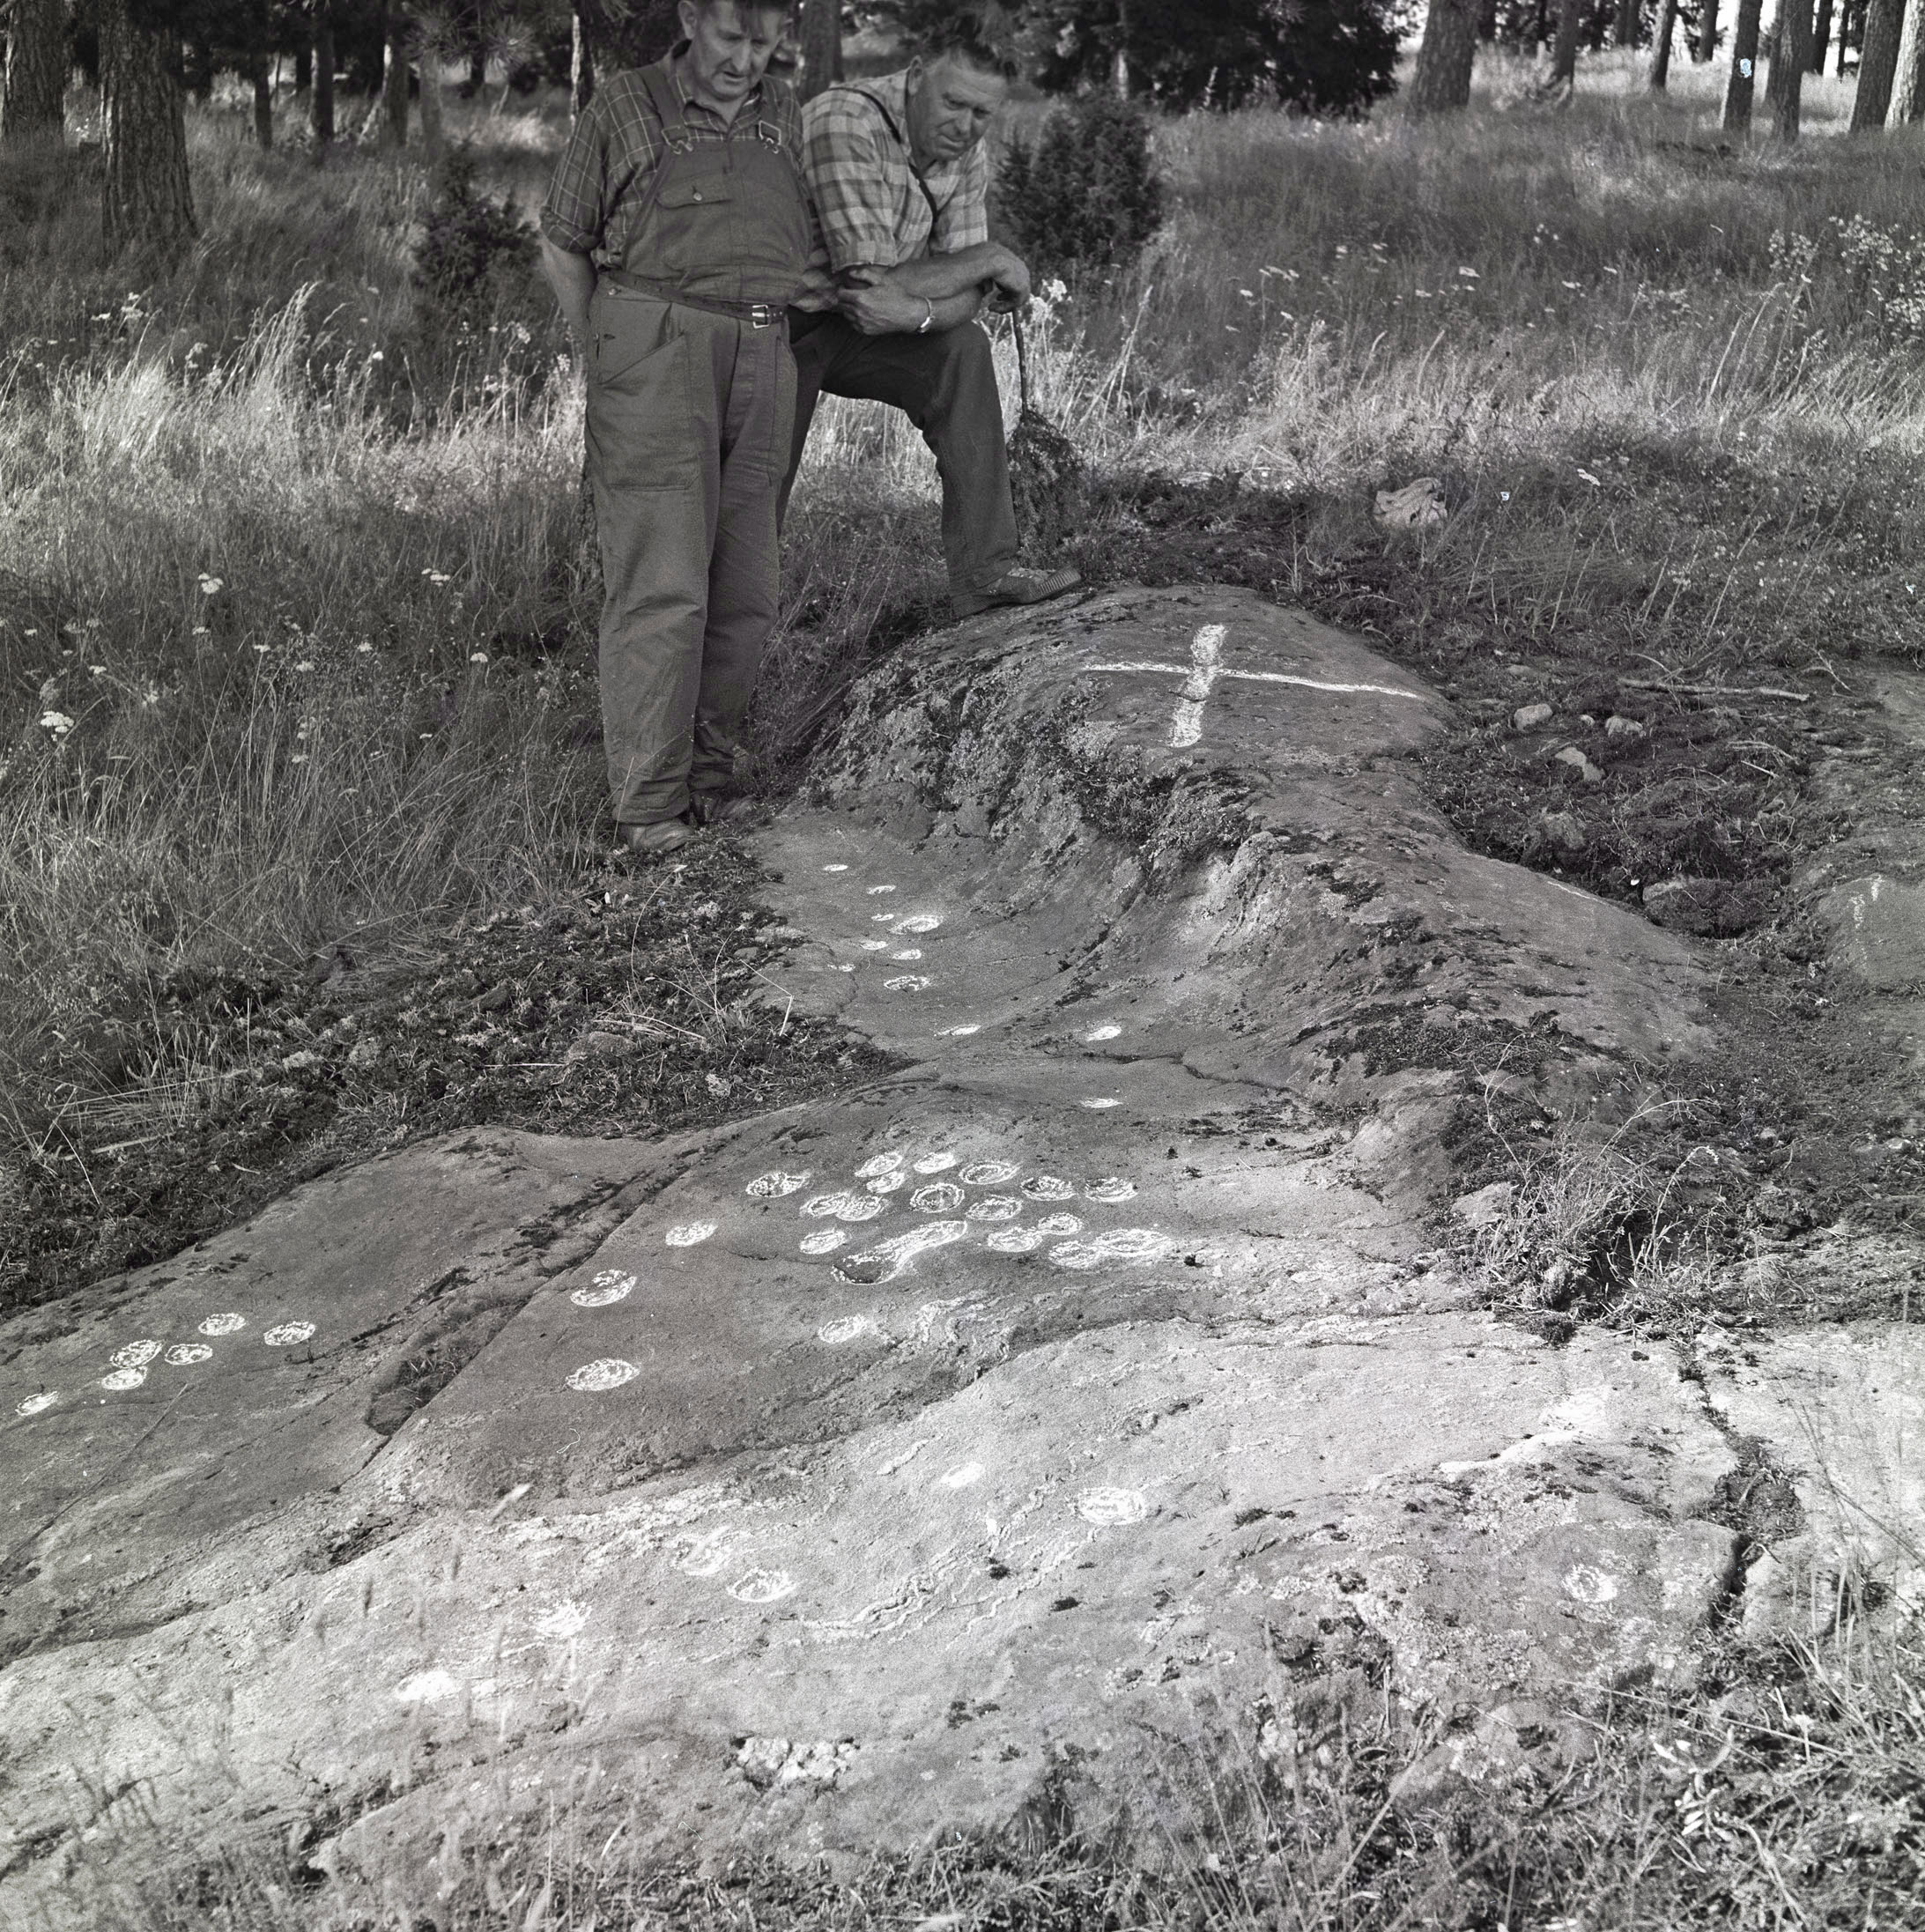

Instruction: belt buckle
[750,303,776,329]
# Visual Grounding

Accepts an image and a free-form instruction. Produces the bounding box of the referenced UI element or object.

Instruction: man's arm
[541,237,599,352]
[836,241,1030,337]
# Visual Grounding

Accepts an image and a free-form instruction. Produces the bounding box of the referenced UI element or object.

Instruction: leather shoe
[619,816,695,858]
[953,563,1083,618]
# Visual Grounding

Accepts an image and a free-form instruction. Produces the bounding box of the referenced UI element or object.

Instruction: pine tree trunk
[1890,0,1925,116]
[2,0,69,144]
[1550,0,1585,85]
[1810,0,1834,65]
[1766,0,1814,133]
[1652,0,1682,80]
[313,10,336,144]
[250,52,273,147]
[1617,0,1644,41]
[99,0,196,259]
[417,41,443,160]
[798,0,840,100]
[572,2,595,115]
[1410,0,1481,112]
[1478,0,1499,39]
[1698,0,1721,56]
[1854,0,1906,116]
[1723,0,1765,123]
[382,14,410,146]
[468,46,486,94]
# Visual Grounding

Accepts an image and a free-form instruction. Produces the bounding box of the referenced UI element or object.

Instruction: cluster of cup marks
[559,1151,1169,1396]
[820,870,939,994]
[12,1314,318,1418]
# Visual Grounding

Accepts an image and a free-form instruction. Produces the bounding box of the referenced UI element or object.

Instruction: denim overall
[586,60,811,827]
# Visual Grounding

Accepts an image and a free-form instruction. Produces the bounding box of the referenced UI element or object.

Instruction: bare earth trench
[3,587,1921,1923]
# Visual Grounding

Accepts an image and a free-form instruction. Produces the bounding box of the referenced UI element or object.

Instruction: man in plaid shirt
[781,23,1080,618]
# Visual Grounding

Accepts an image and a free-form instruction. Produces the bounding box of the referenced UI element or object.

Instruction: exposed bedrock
[2,588,1914,1921]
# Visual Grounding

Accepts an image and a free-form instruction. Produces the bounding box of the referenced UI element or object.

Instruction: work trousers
[780,311,1018,604]
[585,286,796,827]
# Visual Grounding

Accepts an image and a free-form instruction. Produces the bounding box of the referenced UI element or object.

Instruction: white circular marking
[838,1194,885,1223]
[1081,1098,1122,1111]
[911,1182,964,1212]
[1079,1487,1150,1527]
[15,1392,58,1417]
[1084,1025,1122,1041]
[855,1152,905,1179]
[570,1276,633,1307]
[110,1341,160,1370]
[263,1321,315,1347]
[984,1226,1047,1254]
[914,1151,959,1173]
[729,1568,797,1603]
[1563,1566,1620,1605]
[884,975,933,992]
[1020,1174,1076,1202]
[1035,1214,1084,1236]
[866,885,898,896]
[821,863,848,872]
[866,1171,907,1195]
[746,1171,811,1198]
[800,1228,850,1255]
[664,1222,717,1247]
[566,1358,639,1394]
[164,1344,213,1366]
[892,949,923,961]
[937,1024,981,1037]
[894,914,942,935]
[817,1314,876,1344]
[939,1461,984,1490]
[198,1313,246,1336]
[394,1669,463,1704]
[534,1600,589,1640]
[1050,1227,1174,1269]
[1086,1177,1138,1203]
[101,1367,147,1391]
[966,1195,1022,1224]
[870,912,899,922]
[860,938,890,951]
[802,1191,855,1218]
[960,1162,1018,1187]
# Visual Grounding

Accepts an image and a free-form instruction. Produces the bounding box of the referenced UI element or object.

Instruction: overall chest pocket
[651,176,736,276]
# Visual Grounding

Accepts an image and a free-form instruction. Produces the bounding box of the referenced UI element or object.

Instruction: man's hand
[985,248,1031,311]
[539,236,597,360]
[837,278,936,336]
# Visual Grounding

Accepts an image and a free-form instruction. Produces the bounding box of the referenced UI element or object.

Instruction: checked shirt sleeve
[541,93,612,255]
[802,93,904,277]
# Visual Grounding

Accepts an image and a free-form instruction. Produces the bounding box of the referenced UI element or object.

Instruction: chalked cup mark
[817,1314,876,1344]
[985,1226,1048,1254]
[665,1222,718,1247]
[101,1367,147,1391]
[1020,1175,1076,1202]
[15,1392,58,1417]
[110,1341,161,1370]
[567,1358,639,1394]
[960,1162,1019,1187]
[571,1271,635,1308]
[965,1195,1023,1224]
[1078,1486,1150,1526]
[914,1151,959,1173]
[263,1321,316,1347]
[729,1568,797,1603]
[855,1152,905,1179]
[198,1313,247,1336]
[800,1228,851,1255]
[911,1182,965,1212]
[939,1461,985,1489]
[746,1171,811,1199]
[1085,1178,1138,1203]
[164,1344,213,1366]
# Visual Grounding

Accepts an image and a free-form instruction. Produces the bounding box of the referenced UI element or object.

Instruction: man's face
[904,54,1008,169]
[677,0,789,107]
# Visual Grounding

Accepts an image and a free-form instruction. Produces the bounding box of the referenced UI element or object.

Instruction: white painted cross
[1083,623,1432,750]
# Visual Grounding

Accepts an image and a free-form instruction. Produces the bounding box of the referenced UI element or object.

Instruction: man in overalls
[540,0,812,858]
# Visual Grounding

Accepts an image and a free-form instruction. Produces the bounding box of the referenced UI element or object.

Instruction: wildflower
[198,574,224,595]
[423,570,452,585]
[254,644,271,653]
[1238,288,1255,300]
[470,652,489,664]
[1577,469,1603,485]
[1457,266,1478,278]
[193,625,209,636]
[1334,245,1348,255]
[1500,491,1512,501]
[90,664,107,677]
[295,661,315,672]
[1561,281,1581,290]
[291,754,308,765]
[40,712,75,737]
[369,351,385,362]
[357,642,374,653]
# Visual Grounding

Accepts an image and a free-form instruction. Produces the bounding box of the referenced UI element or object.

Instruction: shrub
[415,145,537,314]
[996,92,1162,278]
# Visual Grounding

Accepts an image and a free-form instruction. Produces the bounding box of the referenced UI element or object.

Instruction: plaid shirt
[790,70,990,311]
[541,58,809,269]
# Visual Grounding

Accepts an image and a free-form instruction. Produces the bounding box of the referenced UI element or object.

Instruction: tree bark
[1810,0,1834,65]
[1616,0,1644,41]
[1855,0,1906,115]
[1838,0,1858,72]
[1550,0,1584,85]
[1478,0,1499,38]
[417,36,443,160]
[249,51,273,147]
[1698,0,1721,56]
[2,0,69,144]
[381,11,409,146]
[1890,0,1925,116]
[99,0,195,259]
[798,0,840,100]
[572,1,594,115]
[1409,0,1480,112]
[1651,0,1682,79]
[1723,0,1765,123]
[1766,0,1814,133]
[313,8,336,144]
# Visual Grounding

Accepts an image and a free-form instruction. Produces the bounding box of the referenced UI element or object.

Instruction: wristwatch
[917,297,935,335]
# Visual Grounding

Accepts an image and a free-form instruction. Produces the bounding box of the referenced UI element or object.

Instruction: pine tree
[1408,0,1481,112]
[1,0,70,144]
[100,0,196,258]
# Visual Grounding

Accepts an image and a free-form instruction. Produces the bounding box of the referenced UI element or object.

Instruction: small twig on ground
[1620,677,1810,703]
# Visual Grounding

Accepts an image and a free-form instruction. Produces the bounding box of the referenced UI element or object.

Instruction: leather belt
[601,270,785,329]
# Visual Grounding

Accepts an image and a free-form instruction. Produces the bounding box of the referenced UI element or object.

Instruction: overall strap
[639,61,697,152]
[846,86,943,229]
